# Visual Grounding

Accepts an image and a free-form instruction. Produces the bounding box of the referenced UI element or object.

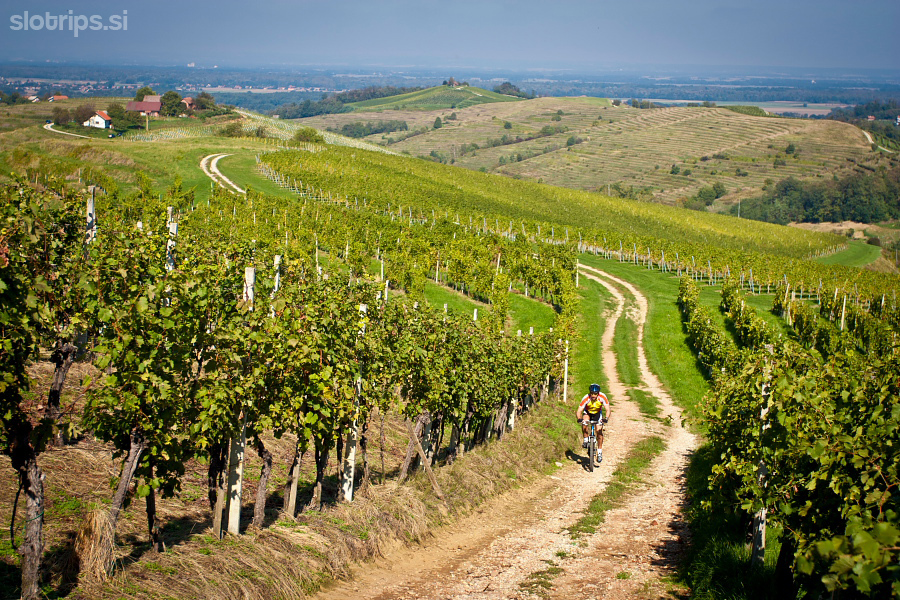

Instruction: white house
[84,111,112,129]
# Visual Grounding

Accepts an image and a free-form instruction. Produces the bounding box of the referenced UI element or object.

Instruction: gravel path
[200,153,246,194]
[311,266,697,600]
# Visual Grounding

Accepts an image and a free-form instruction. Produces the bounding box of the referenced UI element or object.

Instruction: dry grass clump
[72,508,115,582]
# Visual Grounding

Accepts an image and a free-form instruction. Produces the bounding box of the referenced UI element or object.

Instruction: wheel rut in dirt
[311,266,697,600]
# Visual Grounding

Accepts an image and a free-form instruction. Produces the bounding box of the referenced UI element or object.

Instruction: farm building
[84,111,112,129]
[125,95,162,116]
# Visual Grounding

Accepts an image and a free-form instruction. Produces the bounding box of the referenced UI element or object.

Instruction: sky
[1,0,898,72]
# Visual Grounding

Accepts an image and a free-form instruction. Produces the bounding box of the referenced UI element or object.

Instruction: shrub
[293,127,325,144]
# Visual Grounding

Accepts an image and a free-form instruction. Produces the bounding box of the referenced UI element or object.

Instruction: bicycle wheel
[588,436,596,473]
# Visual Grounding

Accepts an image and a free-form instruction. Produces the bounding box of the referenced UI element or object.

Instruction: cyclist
[576,383,610,463]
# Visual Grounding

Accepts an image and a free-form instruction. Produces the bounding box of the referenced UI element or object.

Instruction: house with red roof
[125,94,162,116]
[84,111,112,129]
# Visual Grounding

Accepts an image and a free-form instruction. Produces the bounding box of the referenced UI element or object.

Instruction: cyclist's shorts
[584,412,604,424]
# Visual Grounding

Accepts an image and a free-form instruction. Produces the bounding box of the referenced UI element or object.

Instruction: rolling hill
[294,95,893,207]
[347,84,521,111]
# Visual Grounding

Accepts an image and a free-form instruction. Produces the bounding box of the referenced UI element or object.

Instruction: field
[293,96,888,206]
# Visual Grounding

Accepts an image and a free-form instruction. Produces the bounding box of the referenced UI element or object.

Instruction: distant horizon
[1,59,899,81]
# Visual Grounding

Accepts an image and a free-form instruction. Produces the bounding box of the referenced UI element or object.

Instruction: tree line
[727,166,900,225]
[272,86,424,119]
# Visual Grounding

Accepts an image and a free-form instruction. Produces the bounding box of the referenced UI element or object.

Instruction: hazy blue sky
[2,0,898,72]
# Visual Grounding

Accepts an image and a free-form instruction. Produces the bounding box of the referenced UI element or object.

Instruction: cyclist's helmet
[588,383,601,394]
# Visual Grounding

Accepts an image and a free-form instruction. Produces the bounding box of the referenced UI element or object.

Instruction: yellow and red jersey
[579,392,609,417]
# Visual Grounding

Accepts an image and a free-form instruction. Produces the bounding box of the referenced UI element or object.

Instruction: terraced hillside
[295,97,883,206]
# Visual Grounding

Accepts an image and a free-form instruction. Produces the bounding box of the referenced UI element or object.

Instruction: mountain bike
[582,418,605,472]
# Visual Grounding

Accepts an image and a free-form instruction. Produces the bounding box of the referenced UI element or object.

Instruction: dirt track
[311,266,697,600]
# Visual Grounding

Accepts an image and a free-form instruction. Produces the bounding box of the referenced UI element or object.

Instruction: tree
[194,91,216,111]
[160,91,183,117]
[51,106,70,126]
[73,103,95,125]
[670,164,681,175]
[134,86,156,101]
[712,181,727,198]
[503,121,512,129]
[106,102,135,130]
[433,117,442,129]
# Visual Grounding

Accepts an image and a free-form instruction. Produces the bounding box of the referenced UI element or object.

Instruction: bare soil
[310,267,697,600]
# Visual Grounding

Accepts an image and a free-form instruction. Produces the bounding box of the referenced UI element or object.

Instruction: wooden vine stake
[405,419,447,506]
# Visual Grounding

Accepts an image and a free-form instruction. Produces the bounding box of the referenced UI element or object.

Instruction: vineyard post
[224,267,255,536]
[473,308,478,321]
[575,263,579,288]
[840,295,847,331]
[165,219,177,272]
[85,187,97,246]
[751,349,774,567]
[563,340,569,402]
[341,304,367,503]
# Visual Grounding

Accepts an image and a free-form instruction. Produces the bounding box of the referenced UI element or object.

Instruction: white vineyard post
[751,349,774,567]
[85,187,97,247]
[473,308,478,321]
[342,304,367,503]
[224,267,255,536]
[165,210,177,272]
[563,340,569,402]
[840,295,847,331]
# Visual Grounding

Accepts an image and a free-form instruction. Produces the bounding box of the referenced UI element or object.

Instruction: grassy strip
[572,277,612,400]
[507,291,557,334]
[612,298,641,388]
[567,435,666,538]
[627,389,661,419]
[610,292,662,419]
[816,239,881,268]
[423,280,482,315]
[519,559,565,599]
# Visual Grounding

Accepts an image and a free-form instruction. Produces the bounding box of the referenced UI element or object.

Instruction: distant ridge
[349,85,520,111]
